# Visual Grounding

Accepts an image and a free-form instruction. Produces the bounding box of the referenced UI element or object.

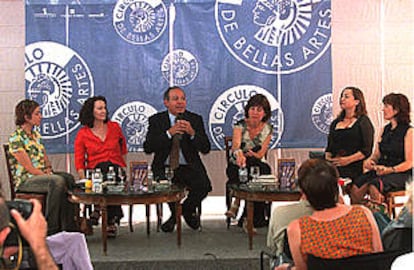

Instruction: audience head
[382,93,411,125]
[244,94,271,122]
[163,86,186,116]
[338,86,367,119]
[298,159,339,211]
[79,96,108,128]
[14,99,40,126]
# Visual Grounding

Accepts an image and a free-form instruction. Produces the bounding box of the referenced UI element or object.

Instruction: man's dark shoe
[183,212,200,230]
[161,216,176,232]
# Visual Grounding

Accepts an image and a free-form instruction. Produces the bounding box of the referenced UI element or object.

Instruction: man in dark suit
[144,86,212,232]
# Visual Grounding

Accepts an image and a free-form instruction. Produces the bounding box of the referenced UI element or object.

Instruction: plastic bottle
[92,168,103,193]
[107,166,116,184]
[147,165,153,191]
[85,169,92,190]
[238,167,248,184]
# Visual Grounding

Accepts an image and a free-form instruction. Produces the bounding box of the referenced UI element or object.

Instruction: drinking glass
[250,166,260,181]
[85,169,93,180]
[118,167,125,186]
[165,167,174,185]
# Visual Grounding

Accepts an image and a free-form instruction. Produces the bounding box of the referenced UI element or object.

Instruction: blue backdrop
[25,0,333,153]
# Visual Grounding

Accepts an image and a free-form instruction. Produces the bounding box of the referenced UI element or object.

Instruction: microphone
[176,113,184,121]
[175,113,184,140]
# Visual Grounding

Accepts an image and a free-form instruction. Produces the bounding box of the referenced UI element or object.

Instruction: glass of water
[165,167,174,185]
[250,166,260,181]
[118,167,125,187]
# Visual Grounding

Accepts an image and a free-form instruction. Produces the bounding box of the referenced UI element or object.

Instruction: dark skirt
[353,170,412,193]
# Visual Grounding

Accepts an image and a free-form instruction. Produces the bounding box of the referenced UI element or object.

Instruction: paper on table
[256,175,276,182]
[76,179,88,184]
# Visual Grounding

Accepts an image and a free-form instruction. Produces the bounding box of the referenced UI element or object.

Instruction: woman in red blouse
[74,96,127,237]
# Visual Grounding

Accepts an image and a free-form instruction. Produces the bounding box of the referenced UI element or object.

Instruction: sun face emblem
[215,0,331,74]
[129,2,155,33]
[161,49,199,86]
[27,62,72,118]
[25,41,94,139]
[113,0,167,45]
[126,114,148,145]
[252,0,303,46]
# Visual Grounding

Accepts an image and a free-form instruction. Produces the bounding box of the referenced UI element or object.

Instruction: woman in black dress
[351,93,413,203]
[325,86,374,181]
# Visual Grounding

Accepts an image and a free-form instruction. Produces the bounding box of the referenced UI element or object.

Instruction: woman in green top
[8,99,76,235]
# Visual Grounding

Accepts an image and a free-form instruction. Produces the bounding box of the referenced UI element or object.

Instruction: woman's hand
[374,165,393,176]
[236,152,246,168]
[245,149,258,158]
[364,159,377,171]
[330,156,351,167]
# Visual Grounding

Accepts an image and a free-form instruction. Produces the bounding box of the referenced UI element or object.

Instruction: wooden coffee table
[229,184,301,250]
[69,186,185,255]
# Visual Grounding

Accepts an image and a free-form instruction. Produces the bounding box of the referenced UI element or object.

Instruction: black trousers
[95,161,124,224]
[167,165,210,217]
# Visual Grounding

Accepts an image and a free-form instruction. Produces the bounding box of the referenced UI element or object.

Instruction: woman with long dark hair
[74,96,127,237]
[325,86,374,181]
[351,93,413,203]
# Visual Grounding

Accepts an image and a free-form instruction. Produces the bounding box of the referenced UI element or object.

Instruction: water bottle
[107,166,116,184]
[92,168,103,193]
[147,166,153,191]
[238,167,248,184]
[84,169,92,190]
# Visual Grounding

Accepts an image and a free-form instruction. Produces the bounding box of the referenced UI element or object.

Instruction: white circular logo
[25,41,94,139]
[111,101,157,152]
[113,0,167,45]
[209,85,283,150]
[215,0,331,74]
[161,49,199,86]
[311,93,332,134]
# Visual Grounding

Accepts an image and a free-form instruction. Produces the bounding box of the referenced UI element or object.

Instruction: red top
[74,121,127,170]
[299,206,373,259]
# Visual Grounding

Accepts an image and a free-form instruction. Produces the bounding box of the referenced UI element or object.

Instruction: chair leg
[387,196,396,219]
[129,205,134,232]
